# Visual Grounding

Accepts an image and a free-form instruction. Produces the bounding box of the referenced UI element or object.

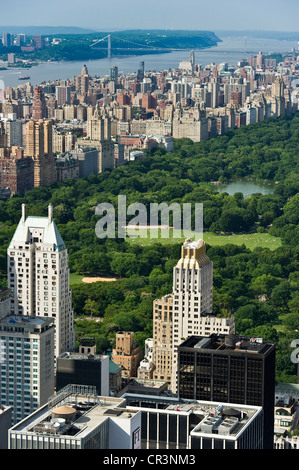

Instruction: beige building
[152,239,235,393]
[78,106,114,172]
[25,120,57,187]
[152,295,173,386]
[172,103,209,142]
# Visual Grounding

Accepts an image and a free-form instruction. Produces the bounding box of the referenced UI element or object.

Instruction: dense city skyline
[0,2,298,451]
[0,0,299,32]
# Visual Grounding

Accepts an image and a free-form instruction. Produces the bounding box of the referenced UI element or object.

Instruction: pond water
[215,180,276,196]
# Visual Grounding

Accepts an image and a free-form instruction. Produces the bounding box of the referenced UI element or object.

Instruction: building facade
[7,204,75,358]
[112,331,143,379]
[0,314,55,425]
[8,385,263,450]
[25,120,57,187]
[177,334,276,449]
[152,239,234,393]
[56,347,110,396]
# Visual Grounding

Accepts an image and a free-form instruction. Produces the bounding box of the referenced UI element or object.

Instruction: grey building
[119,393,264,449]
[0,406,12,449]
[71,147,99,178]
[56,348,110,397]
[0,314,55,425]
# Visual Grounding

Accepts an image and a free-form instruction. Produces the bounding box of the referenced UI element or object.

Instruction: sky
[0,0,299,32]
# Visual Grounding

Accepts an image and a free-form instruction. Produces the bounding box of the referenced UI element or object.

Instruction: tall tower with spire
[7,204,75,357]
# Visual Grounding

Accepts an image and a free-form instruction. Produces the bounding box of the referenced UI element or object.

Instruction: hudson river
[0,35,298,88]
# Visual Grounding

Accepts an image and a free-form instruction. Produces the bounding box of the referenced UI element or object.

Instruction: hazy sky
[1,0,299,32]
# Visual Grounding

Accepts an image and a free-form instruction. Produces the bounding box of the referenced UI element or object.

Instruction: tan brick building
[112,331,143,379]
[25,120,57,187]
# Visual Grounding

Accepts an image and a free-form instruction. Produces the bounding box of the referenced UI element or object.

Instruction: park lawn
[70,273,84,285]
[126,228,281,251]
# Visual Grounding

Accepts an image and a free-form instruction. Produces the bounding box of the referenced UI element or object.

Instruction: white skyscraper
[7,204,75,358]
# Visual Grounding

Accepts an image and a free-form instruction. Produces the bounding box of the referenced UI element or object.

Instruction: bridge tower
[108,34,111,59]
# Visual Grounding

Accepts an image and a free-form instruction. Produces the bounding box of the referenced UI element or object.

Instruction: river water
[0,35,298,88]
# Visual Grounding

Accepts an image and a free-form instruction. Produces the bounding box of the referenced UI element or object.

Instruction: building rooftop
[177,238,210,269]
[0,314,54,333]
[180,334,275,356]
[8,204,66,252]
[58,351,109,362]
[122,393,262,440]
[10,385,138,438]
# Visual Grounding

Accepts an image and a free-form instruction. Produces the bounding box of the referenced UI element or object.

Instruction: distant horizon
[0,26,298,33]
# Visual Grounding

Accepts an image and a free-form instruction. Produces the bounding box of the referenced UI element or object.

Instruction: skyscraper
[178,334,276,449]
[110,65,118,83]
[74,65,89,95]
[0,313,55,425]
[25,119,57,187]
[32,35,45,50]
[152,239,234,392]
[137,61,145,82]
[2,33,13,47]
[7,204,75,358]
[32,86,47,120]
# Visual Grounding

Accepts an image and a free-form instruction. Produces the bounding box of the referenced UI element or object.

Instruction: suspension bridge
[90,34,259,59]
[90,34,178,59]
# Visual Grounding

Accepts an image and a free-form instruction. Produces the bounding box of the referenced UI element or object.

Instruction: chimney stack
[48,204,53,223]
[22,204,26,223]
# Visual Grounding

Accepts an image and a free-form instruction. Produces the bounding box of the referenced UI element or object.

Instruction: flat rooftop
[122,393,262,439]
[10,390,137,439]
[0,315,54,333]
[58,352,109,362]
[180,334,275,356]
[10,387,262,442]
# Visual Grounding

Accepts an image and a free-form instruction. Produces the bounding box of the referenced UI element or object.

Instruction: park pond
[215,179,276,197]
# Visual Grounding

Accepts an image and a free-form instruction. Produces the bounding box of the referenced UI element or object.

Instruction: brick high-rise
[32,86,47,120]
[0,147,34,195]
